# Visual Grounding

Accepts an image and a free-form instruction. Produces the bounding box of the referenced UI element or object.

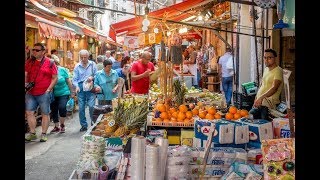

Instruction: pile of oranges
[225,106,249,120]
[153,103,195,123]
[153,101,224,123]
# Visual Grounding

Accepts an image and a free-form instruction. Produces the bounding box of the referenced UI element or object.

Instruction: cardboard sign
[124,36,138,49]
[261,138,295,180]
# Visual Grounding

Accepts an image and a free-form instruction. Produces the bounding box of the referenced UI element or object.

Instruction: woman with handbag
[93,59,120,106]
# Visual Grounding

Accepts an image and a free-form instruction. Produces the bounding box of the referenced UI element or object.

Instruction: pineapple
[173,80,187,106]
[112,99,149,137]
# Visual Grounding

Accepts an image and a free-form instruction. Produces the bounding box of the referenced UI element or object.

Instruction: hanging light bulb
[142,26,148,32]
[154,27,159,33]
[167,31,171,36]
[142,18,150,26]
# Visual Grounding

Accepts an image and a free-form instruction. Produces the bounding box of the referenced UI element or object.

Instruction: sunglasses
[32,49,43,52]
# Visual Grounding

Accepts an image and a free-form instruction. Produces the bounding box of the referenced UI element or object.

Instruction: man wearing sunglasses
[25,43,58,142]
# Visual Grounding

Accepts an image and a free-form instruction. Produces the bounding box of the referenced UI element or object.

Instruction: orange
[233,113,242,120]
[157,104,166,112]
[197,101,204,107]
[170,117,177,122]
[192,108,199,115]
[165,104,170,112]
[198,111,207,119]
[172,111,178,118]
[207,107,217,115]
[205,113,215,120]
[163,119,170,123]
[155,118,162,122]
[179,104,188,113]
[240,109,249,117]
[185,111,193,119]
[169,107,177,113]
[225,113,234,120]
[214,113,222,119]
[177,112,186,121]
[160,112,169,119]
[184,118,191,123]
[228,106,238,114]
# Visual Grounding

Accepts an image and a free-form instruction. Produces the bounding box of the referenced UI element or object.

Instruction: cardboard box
[240,119,273,143]
[272,118,291,138]
[181,128,195,146]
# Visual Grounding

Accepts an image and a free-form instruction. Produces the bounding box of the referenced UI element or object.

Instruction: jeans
[222,76,233,106]
[249,106,269,120]
[78,82,96,128]
[50,95,69,123]
[25,92,52,115]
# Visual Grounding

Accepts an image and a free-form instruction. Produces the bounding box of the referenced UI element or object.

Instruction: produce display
[91,98,149,138]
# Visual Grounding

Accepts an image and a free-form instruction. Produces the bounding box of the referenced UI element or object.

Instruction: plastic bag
[83,77,94,92]
[66,98,75,112]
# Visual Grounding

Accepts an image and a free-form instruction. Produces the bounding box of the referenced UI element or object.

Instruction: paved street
[25,111,91,180]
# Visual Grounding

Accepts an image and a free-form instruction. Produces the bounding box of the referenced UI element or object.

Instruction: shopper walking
[249,49,284,120]
[112,52,122,70]
[96,55,105,71]
[94,59,120,105]
[115,56,131,91]
[25,43,58,142]
[218,47,234,107]
[50,58,74,133]
[130,51,155,95]
[72,49,98,132]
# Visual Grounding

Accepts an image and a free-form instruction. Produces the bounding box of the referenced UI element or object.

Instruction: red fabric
[130,60,155,94]
[109,0,205,35]
[25,57,58,96]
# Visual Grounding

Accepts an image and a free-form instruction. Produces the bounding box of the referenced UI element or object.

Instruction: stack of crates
[232,91,255,111]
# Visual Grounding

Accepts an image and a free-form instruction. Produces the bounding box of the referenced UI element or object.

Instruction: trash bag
[66,98,75,112]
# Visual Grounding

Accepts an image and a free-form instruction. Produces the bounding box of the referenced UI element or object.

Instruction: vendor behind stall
[183,45,198,87]
[130,51,155,95]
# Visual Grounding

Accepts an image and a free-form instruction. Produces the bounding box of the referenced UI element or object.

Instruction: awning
[25,11,76,41]
[28,0,57,16]
[97,32,122,47]
[64,17,98,38]
[65,20,84,35]
[109,0,205,40]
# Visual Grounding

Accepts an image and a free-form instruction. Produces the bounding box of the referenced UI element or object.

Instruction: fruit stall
[70,58,295,180]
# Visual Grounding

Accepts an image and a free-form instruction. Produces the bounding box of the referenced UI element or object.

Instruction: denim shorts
[25,92,52,115]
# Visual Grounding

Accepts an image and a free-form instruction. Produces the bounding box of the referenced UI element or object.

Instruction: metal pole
[251,1,259,85]
[261,8,265,76]
[235,3,241,93]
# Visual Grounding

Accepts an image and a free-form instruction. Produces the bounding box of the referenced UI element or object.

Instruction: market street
[25,111,87,180]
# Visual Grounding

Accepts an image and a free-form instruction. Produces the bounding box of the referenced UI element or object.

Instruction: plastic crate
[233,91,255,110]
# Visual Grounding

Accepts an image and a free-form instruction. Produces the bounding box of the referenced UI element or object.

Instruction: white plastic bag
[83,78,93,91]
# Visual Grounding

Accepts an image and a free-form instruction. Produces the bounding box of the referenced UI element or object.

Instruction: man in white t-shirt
[218,47,233,106]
